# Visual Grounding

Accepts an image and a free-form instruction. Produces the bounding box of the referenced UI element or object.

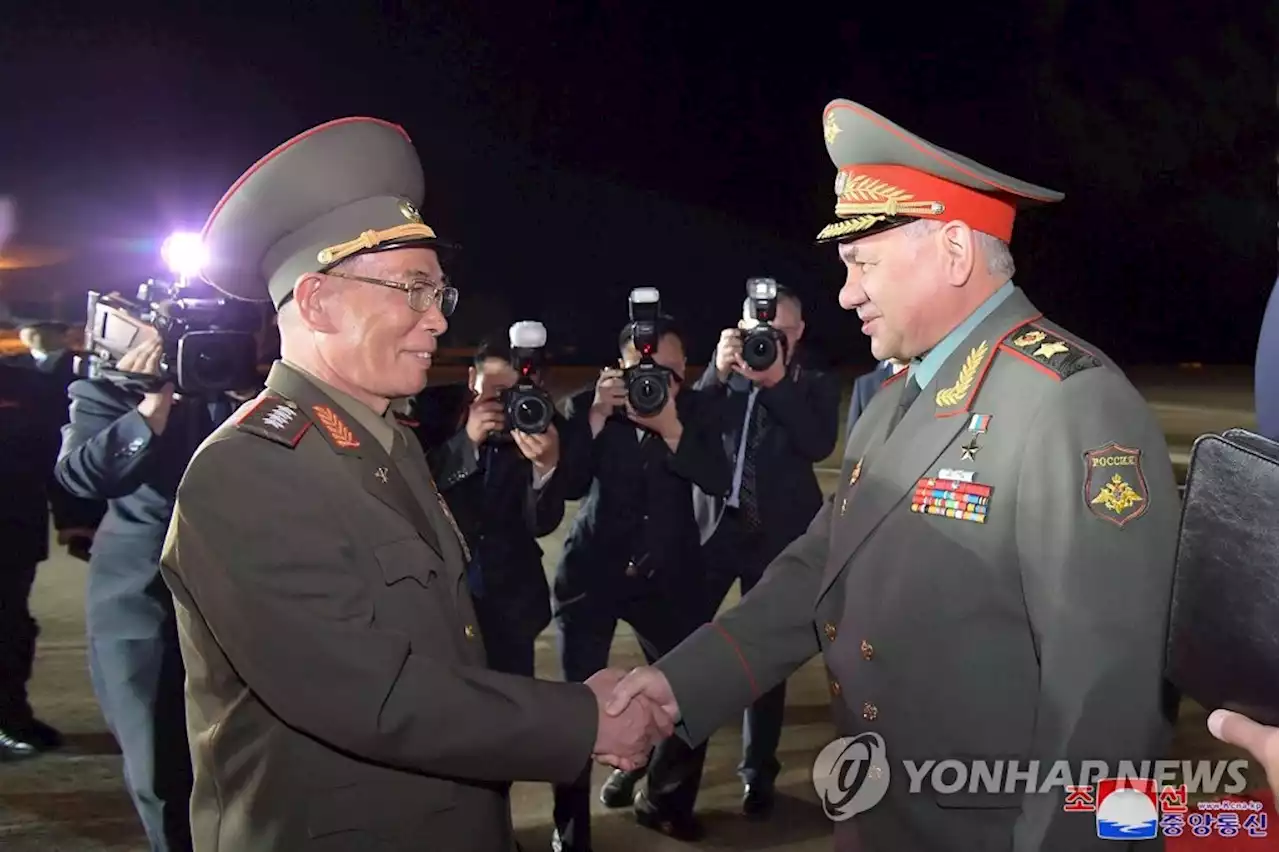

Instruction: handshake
[586,666,680,771]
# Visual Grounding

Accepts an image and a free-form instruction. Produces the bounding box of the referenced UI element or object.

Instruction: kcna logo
[812,733,892,821]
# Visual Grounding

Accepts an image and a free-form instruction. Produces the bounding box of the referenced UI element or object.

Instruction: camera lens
[194,348,232,389]
[513,396,549,433]
[628,372,668,416]
[742,331,777,371]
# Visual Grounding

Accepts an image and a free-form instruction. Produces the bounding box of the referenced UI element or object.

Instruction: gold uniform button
[862,702,878,722]
[824,622,838,641]
[830,680,842,697]
[464,624,477,640]
[860,639,874,660]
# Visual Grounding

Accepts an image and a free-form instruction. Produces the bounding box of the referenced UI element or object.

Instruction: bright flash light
[161,232,207,277]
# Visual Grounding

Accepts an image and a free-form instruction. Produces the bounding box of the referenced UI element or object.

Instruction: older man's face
[320,247,449,401]
[837,226,944,362]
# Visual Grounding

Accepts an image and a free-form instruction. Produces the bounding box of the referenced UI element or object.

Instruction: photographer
[551,316,730,849]
[692,282,839,816]
[423,334,567,679]
[54,337,253,851]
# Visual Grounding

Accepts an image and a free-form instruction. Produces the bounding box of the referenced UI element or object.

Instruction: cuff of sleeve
[657,622,759,747]
[115,408,157,458]
[531,465,556,490]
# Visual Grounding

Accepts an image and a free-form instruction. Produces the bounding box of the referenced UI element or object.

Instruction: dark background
[0,1,1274,369]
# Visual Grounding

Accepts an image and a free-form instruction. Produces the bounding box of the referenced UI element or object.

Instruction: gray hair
[899,218,1015,279]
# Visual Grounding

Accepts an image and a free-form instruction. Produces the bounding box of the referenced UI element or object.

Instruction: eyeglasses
[325,272,458,316]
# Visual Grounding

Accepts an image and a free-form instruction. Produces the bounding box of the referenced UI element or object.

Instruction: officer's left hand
[734,354,786,388]
[512,422,560,477]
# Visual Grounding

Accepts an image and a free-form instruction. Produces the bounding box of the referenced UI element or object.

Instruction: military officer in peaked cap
[159,118,672,852]
[605,100,1181,851]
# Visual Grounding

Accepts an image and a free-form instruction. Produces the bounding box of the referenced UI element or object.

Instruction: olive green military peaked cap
[817,99,1064,244]
[200,117,456,308]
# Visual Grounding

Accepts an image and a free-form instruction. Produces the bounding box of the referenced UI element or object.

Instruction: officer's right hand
[464,396,506,446]
[119,339,175,435]
[714,328,744,381]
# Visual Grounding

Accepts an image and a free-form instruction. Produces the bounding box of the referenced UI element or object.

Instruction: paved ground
[0,366,1265,851]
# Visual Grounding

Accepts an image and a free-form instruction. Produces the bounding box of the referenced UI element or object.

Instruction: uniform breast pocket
[373,536,444,590]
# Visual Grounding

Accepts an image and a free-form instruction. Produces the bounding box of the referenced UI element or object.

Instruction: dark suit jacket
[0,363,64,564]
[692,353,840,553]
[1257,279,1277,441]
[554,386,731,605]
[428,416,568,645]
[161,362,596,852]
[845,361,895,442]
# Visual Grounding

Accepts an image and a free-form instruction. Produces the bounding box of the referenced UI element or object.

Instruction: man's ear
[938,221,976,286]
[794,319,807,341]
[467,365,478,393]
[292,273,338,332]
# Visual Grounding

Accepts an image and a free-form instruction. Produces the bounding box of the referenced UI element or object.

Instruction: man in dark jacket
[0,361,67,759]
[552,319,731,849]
[422,336,568,678]
[688,285,840,815]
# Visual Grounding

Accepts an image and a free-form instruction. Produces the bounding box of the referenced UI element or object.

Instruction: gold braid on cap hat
[316,223,438,267]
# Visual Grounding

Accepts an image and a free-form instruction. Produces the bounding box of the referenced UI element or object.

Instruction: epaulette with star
[999,324,1101,381]
[234,395,313,448]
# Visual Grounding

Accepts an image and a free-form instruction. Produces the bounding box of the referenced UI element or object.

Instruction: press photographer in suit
[425,326,567,678]
[552,303,731,848]
[690,279,839,815]
[55,336,249,851]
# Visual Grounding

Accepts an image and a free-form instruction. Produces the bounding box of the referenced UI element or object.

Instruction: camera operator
[551,313,731,849]
[692,281,839,817]
[423,333,567,679]
[54,336,255,851]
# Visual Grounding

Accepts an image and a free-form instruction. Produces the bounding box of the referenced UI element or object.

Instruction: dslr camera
[623,287,672,417]
[741,277,785,371]
[500,321,554,435]
[80,279,261,395]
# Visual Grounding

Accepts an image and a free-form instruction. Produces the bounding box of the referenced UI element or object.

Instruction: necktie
[886,376,922,436]
[738,401,765,528]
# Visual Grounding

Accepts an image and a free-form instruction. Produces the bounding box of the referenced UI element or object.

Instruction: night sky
[0,1,1275,368]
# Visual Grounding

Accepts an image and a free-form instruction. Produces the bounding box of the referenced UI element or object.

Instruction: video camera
[500,321,554,435]
[741,277,785,371]
[78,233,261,395]
[623,287,672,417]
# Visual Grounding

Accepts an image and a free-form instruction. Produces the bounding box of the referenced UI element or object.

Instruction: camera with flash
[624,287,672,416]
[741,277,785,372]
[500,321,554,435]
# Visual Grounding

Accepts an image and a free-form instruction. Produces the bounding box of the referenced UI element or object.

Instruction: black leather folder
[1166,428,1278,725]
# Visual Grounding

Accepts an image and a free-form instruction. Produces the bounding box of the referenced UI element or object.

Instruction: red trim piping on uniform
[998,343,1062,380]
[824,102,1059,202]
[203,117,411,235]
[711,623,760,699]
[879,369,908,389]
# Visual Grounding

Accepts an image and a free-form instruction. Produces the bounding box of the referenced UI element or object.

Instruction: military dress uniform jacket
[160,362,598,852]
[657,289,1180,852]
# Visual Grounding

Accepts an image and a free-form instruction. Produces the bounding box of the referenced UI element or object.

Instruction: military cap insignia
[1000,324,1101,381]
[311,404,360,449]
[235,396,312,448]
[398,198,423,224]
[824,111,842,145]
[1083,443,1148,526]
